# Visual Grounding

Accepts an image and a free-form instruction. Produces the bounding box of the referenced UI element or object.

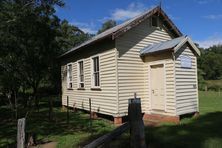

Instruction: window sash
[92,56,100,87]
[151,16,158,27]
[67,64,72,88]
[78,61,84,88]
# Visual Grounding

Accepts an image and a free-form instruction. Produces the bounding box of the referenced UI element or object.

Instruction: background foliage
[197,45,222,90]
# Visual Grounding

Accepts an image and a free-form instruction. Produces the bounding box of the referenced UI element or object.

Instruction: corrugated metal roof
[140,36,186,56]
[59,6,182,58]
[59,7,158,58]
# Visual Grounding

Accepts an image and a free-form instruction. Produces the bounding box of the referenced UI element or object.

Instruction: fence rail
[84,94,146,148]
[84,122,129,148]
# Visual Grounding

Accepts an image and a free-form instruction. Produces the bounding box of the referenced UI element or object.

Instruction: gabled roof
[59,6,182,58]
[140,36,200,56]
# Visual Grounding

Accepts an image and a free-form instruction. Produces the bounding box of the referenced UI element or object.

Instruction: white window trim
[77,59,85,89]
[67,63,73,89]
[91,55,101,89]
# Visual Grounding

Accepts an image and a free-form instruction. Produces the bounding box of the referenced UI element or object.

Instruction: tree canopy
[0,0,91,110]
[198,45,222,80]
[97,20,117,34]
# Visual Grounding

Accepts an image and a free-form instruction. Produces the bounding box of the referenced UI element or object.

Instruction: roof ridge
[59,6,182,58]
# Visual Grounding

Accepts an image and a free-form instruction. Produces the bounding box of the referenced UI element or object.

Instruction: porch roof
[140,36,200,56]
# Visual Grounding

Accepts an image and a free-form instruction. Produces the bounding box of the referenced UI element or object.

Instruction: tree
[198,45,222,80]
[57,20,92,53]
[0,0,92,112]
[97,20,117,34]
[0,0,65,110]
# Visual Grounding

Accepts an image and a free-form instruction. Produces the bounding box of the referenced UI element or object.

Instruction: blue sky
[56,0,222,48]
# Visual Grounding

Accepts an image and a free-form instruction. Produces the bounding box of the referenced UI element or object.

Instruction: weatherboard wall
[115,18,176,116]
[174,45,199,115]
[61,40,119,117]
[144,52,177,116]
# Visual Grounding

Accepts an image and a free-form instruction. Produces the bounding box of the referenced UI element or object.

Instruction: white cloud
[110,2,147,21]
[203,14,222,20]
[80,27,97,34]
[70,21,97,34]
[196,35,222,48]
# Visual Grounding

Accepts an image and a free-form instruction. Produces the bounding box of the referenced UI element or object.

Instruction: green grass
[0,98,115,148]
[199,91,222,114]
[145,91,222,148]
[103,91,222,148]
[0,91,222,148]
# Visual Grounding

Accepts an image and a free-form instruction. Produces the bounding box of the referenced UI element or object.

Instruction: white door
[150,64,165,110]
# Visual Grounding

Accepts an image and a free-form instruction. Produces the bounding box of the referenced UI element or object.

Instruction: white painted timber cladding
[61,48,118,116]
[116,18,176,116]
[175,45,198,115]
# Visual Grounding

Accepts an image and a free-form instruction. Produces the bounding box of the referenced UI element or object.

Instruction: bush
[205,80,222,91]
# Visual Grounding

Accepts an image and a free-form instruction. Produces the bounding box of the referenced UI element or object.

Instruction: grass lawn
[0,98,115,148]
[0,91,221,148]
[104,91,222,148]
[145,91,222,148]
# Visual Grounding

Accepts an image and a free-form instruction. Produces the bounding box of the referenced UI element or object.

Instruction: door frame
[148,60,166,112]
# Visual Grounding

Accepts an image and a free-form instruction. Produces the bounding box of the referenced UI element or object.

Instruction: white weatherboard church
[59,6,200,124]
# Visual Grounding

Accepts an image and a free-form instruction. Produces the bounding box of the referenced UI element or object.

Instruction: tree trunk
[7,91,14,119]
[17,118,26,148]
[14,90,18,120]
[33,87,39,112]
[48,97,53,121]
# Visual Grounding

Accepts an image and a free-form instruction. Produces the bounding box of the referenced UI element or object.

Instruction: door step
[143,114,180,124]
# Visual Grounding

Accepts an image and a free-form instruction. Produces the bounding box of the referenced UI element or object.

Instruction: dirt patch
[29,142,57,148]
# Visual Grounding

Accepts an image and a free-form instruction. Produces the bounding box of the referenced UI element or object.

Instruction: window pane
[80,75,84,82]
[152,17,158,27]
[96,57,99,71]
[97,72,100,86]
[92,56,100,87]
[94,73,97,86]
[67,64,72,88]
[78,61,84,88]
[68,65,72,81]
[80,83,84,88]
[80,61,83,74]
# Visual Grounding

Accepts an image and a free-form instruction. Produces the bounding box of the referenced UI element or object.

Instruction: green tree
[97,20,117,34]
[0,0,92,109]
[198,45,222,80]
[57,20,92,53]
[0,0,64,109]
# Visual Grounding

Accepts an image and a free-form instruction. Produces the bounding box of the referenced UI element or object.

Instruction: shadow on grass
[146,112,222,148]
[0,100,114,148]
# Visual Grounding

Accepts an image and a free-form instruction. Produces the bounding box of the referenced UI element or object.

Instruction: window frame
[91,55,101,89]
[151,16,159,28]
[67,63,73,89]
[77,60,85,89]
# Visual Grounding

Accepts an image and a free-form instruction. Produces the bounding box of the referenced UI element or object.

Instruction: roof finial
[159,0,162,9]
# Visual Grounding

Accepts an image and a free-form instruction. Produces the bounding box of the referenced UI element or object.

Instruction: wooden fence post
[48,97,53,121]
[89,98,92,132]
[17,118,26,148]
[128,97,146,148]
[67,96,69,124]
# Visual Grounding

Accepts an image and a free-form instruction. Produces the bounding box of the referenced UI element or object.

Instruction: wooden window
[151,16,158,27]
[91,56,100,88]
[78,60,84,88]
[67,64,72,89]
